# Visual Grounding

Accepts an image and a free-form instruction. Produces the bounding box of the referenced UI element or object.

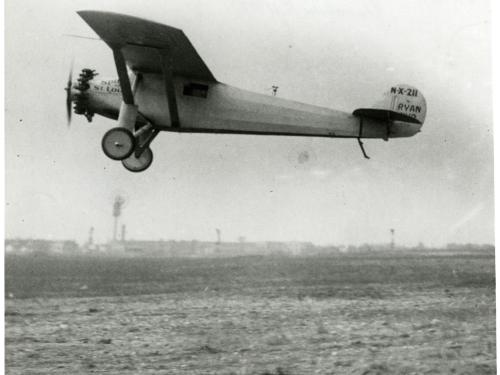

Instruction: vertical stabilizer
[373,84,426,124]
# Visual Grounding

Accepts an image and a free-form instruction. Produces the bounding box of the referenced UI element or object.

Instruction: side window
[183,83,209,98]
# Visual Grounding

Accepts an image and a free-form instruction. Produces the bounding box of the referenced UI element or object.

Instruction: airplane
[65,11,427,172]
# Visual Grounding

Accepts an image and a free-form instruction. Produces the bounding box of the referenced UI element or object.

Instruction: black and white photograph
[4,0,495,374]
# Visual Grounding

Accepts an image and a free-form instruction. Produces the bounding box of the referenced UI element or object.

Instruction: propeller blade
[65,62,73,127]
[62,34,102,41]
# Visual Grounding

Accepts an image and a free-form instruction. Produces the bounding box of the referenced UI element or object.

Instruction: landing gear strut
[120,121,158,172]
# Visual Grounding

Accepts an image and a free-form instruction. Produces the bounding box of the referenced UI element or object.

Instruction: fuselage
[73,74,422,139]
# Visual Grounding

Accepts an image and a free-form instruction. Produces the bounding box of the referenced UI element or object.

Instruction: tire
[101,127,136,161]
[122,147,154,172]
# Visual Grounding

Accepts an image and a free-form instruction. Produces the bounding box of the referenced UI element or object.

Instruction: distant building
[97,239,317,257]
[5,239,80,255]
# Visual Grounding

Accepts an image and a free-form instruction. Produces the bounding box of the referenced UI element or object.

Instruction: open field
[5,251,496,374]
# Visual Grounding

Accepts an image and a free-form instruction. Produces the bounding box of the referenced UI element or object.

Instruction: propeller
[64,62,73,127]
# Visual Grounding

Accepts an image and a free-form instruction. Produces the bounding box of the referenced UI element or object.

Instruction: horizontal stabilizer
[353,108,422,124]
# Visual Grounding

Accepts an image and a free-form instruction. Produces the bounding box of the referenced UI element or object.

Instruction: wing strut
[357,118,370,159]
[159,50,180,128]
[110,45,138,132]
[111,44,180,129]
[111,45,135,104]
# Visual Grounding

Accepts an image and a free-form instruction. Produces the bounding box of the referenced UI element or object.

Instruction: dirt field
[5,252,496,374]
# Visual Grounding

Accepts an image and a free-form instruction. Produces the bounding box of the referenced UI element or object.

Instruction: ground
[4,251,496,374]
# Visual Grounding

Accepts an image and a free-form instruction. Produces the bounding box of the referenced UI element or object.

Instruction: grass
[5,251,495,299]
[5,250,495,375]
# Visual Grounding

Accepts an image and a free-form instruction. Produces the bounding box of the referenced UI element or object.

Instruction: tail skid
[357,138,370,159]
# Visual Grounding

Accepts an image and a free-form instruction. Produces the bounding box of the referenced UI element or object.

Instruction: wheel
[101,127,136,160]
[122,147,154,172]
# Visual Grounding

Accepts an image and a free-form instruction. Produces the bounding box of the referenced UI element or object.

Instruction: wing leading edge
[77,10,217,82]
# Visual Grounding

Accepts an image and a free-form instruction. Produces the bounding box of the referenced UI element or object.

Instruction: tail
[353,84,427,125]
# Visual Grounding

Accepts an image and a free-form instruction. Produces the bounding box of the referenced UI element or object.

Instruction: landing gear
[101,121,158,171]
[122,147,153,172]
[101,127,136,160]
[101,46,180,172]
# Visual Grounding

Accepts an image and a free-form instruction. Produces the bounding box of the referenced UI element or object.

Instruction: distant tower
[112,195,126,241]
[390,228,395,250]
[121,224,126,242]
[216,228,221,244]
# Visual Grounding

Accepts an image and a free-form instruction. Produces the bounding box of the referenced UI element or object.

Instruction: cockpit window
[183,83,209,98]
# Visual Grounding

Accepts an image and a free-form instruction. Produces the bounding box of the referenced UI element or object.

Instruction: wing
[77,11,217,82]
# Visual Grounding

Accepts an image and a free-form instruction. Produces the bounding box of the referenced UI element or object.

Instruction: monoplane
[66,11,427,172]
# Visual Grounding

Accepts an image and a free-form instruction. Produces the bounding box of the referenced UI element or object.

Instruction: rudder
[353,84,426,125]
[375,84,426,124]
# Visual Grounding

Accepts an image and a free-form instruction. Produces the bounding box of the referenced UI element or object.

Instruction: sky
[4,0,494,247]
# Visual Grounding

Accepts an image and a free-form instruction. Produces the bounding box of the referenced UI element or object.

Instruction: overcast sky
[5,0,494,246]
